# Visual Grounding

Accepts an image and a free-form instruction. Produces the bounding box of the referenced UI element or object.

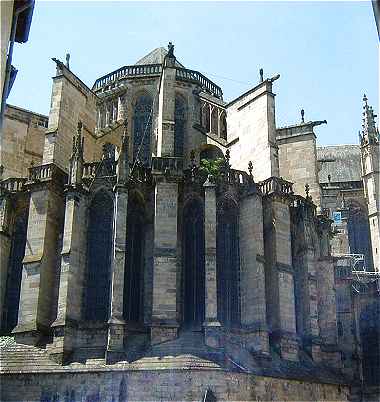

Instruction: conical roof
[135,47,184,67]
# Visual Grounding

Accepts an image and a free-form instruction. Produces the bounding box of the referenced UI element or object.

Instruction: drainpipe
[0,0,34,130]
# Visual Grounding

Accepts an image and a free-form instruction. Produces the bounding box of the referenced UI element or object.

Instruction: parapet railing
[0,177,27,193]
[175,68,223,100]
[92,64,223,100]
[258,176,293,197]
[83,160,117,178]
[28,163,54,181]
[93,64,162,91]
[151,156,183,173]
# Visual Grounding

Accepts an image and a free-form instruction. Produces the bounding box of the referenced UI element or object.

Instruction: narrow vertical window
[85,191,113,321]
[220,112,227,140]
[183,199,205,329]
[174,96,186,157]
[217,199,240,328]
[3,210,28,331]
[133,95,152,164]
[123,196,145,323]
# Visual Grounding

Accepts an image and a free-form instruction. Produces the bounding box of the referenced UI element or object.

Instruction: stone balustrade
[93,64,162,92]
[258,176,293,197]
[0,177,27,193]
[28,163,54,181]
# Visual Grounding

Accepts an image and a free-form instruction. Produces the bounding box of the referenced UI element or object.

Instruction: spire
[361,94,379,145]
[68,121,84,186]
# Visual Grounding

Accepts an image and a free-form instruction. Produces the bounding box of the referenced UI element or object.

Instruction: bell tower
[360,94,380,271]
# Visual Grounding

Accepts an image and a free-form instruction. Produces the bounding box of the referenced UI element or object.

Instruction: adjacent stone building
[0,44,378,401]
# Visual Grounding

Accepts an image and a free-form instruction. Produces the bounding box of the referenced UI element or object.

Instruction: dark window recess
[360,302,380,386]
[183,199,205,330]
[220,113,227,140]
[85,191,113,322]
[133,95,152,164]
[3,210,28,331]
[123,196,145,322]
[174,96,186,157]
[347,206,373,270]
[217,198,240,328]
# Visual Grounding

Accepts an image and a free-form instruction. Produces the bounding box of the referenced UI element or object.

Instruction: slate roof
[135,47,185,68]
[317,144,362,183]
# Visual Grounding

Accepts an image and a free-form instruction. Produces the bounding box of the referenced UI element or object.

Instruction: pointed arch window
[202,103,210,132]
[3,210,28,331]
[347,205,373,270]
[123,195,145,323]
[217,198,240,328]
[360,302,380,386]
[133,95,152,164]
[220,112,227,140]
[85,190,113,322]
[183,199,205,329]
[211,107,218,135]
[174,96,186,157]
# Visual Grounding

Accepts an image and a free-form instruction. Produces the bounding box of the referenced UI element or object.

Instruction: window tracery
[133,95,153,163]
[183,199,205,329]
[174,96,186,157]
[85,190,113,322]
[123,196,145,323]
[3,210,28,331]
[216,198,240,328]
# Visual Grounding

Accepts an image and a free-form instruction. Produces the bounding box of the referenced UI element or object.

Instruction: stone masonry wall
[0,370,349,402]
[1,105,47,179]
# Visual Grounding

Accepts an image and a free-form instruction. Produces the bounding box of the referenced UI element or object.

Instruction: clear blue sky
[7,1,378,146]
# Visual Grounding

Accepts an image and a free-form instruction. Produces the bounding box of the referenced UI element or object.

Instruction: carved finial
[328,174,331,183]
[77,120,82,134]
[301,109,305,123]
[363,93,368,104]
[167,42,175,58]
[225,149,230,164]
[65,53,70,69]
[305,183,310,198]
[190,150,196,167]
[248,160,253,176]
[259,68,264,83]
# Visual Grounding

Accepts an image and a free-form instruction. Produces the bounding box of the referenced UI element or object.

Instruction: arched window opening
[174,96,186,157]
[202,103,210,133]
[183,199,205,330]
[199,145,224,162]
[347,205,373,270]
[85,191,113,322]
[217,199,240,328]
[133,95,152,164]
[3,210,28,331]
[360,302,380,386]
[211,107,218,135]
[123,196,145,323]
[220,113,227,140]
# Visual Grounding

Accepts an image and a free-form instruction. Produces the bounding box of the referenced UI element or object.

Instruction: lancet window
[347,204,373,269]
[85,190,113,322]
[216,198,240,328]
[3,210,28,331]
[183,199,205,329]
[133,95,152,163]
[200,101,227,140]
[360,302,380,386]
[174,96,186,157]
[123,195,145,323]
